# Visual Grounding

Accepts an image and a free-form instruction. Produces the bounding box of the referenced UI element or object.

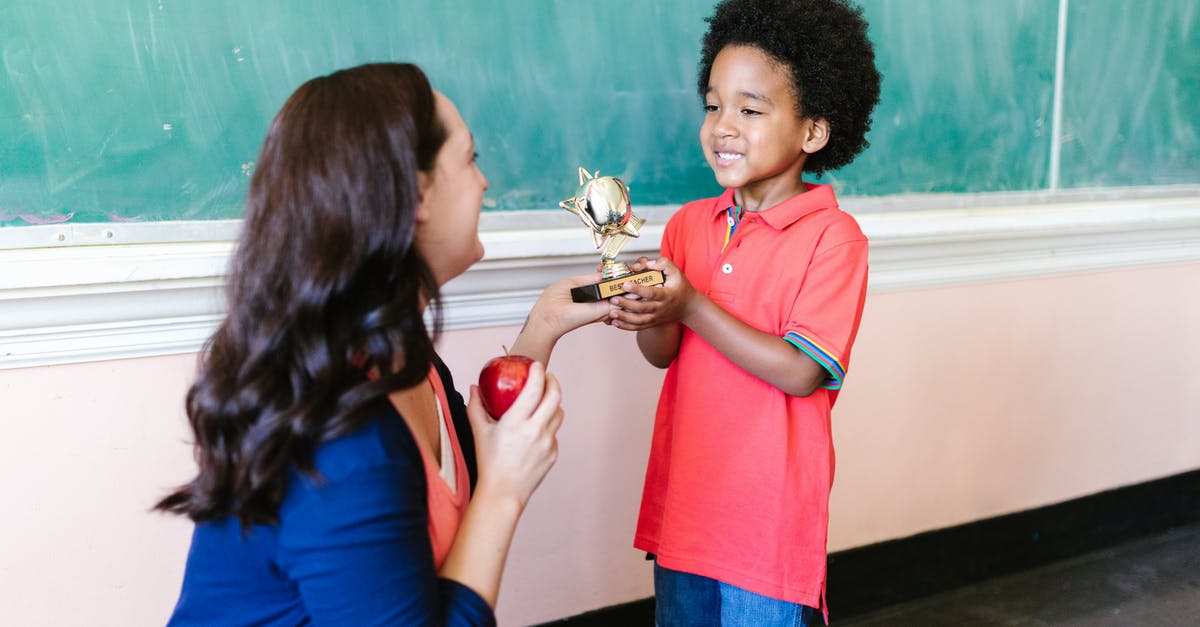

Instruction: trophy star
[559,195,599,230]
[561,165,635,251]
[560,166,604,232]
[557,164,666,302]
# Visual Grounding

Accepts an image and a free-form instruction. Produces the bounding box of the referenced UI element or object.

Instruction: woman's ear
[415,170,432,222]
[802,117,831,154]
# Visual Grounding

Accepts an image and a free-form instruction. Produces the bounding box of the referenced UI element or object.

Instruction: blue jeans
[654,561,818,626]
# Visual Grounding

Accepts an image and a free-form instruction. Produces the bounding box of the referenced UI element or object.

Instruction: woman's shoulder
[298,399,421,487]
[277,398,428,538]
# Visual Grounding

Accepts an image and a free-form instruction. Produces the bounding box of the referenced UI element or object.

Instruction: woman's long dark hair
[156,63,448,527]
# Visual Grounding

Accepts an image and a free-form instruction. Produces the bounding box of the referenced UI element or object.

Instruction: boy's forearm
[682,294,826,396]
[636,322,682,368]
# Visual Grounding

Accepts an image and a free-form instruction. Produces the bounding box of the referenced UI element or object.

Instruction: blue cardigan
[167,357,493,626]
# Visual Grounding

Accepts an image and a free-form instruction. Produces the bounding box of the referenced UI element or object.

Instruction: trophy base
[570,269,665,302]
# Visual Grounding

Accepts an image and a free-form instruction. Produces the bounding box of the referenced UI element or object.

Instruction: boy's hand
[608,257,693,331]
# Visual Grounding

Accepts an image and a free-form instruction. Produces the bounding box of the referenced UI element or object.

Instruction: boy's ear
[803,117,831,154]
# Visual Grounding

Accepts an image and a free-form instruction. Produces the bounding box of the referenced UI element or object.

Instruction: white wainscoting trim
[2,195,1198,369]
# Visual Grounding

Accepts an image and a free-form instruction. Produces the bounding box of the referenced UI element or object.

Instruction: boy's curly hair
[698,0,881,175]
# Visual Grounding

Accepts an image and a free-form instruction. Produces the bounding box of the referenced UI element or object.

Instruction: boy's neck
[732,178,810,213]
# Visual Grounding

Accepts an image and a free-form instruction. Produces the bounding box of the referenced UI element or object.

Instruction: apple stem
[502,344,509,355]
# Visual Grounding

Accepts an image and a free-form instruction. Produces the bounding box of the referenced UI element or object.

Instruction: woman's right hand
[466,360,563,510]
[440,361,563,605]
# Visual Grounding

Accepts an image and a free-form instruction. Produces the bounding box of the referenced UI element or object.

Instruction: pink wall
[0,355,197,625]
[2,263,1197,626]
[828,263,1200,551]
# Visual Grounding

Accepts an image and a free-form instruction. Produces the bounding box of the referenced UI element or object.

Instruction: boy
[608,0,881,624]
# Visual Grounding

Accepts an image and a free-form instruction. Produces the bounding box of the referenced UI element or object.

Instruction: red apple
[478,354,535,419]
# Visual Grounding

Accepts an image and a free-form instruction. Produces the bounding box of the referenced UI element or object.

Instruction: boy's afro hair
[698,0,881,175]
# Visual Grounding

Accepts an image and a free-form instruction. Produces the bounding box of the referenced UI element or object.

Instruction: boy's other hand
[608,257,692,331]
[626,256,653,273]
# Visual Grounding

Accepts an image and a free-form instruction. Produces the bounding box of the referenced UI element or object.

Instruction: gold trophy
[560,167,665,302]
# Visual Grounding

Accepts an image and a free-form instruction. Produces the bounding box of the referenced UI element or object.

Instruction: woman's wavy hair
[156,63,448,527]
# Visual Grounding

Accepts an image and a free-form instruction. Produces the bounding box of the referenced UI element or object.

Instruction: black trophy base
[570,269,665,302]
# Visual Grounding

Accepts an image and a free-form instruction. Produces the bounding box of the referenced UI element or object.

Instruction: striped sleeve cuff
[783,331,846,390]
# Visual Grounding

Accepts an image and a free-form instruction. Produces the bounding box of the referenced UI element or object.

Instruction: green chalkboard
[839,0,1060,194]
[0,0,719,227]
[1060,0,1200,188]
[1,1,1197,228]
[842,0,1199,195]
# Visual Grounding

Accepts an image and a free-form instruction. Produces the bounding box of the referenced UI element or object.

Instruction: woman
[157,63,609,625]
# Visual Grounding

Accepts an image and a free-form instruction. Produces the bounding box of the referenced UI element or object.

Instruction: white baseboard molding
[2,193,1198,369]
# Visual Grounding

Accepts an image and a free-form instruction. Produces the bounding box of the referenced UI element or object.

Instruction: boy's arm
[610,258,827,397]
[635,322,683,368]
[621,256,681,368]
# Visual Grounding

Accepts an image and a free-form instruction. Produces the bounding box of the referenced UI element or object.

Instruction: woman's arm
[438,364,563,606]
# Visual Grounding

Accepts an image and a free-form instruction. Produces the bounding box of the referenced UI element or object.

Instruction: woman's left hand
[533,272,614,334]
[508,272,613,363]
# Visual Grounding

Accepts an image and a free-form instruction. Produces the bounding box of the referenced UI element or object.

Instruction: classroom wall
[2,262,1197,626]
[3,1,1196,625]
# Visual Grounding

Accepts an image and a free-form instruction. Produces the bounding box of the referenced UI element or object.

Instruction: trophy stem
[600,260,632,280]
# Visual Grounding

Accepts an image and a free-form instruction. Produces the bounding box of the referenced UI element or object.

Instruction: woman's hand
[532,272,613,335]
[441,361,564,606]
[466,361,563,510]
[508,272,613,363]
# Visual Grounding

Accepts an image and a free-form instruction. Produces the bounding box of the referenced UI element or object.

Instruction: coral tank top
[422,366,469,568]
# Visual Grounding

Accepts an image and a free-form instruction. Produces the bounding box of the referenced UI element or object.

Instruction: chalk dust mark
[19,212,74,225]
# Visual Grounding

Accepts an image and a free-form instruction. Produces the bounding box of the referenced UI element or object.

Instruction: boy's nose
[712,113,737,138]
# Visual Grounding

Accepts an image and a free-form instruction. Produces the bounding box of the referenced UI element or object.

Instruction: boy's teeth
[718,152,742,159]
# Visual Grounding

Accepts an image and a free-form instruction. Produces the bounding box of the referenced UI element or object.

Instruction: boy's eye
[741,109,761,116]
[704,104,719,112]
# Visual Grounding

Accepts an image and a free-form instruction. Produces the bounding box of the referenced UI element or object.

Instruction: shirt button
[727,215,735,226]
[722,263,733,274]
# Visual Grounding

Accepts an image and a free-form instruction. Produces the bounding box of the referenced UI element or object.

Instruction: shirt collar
[709,183,838,230]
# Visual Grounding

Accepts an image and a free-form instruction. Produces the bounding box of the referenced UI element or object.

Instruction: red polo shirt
[634,184,868,613]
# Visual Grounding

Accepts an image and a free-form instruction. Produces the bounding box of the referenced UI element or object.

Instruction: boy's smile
[701,44,828,212]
